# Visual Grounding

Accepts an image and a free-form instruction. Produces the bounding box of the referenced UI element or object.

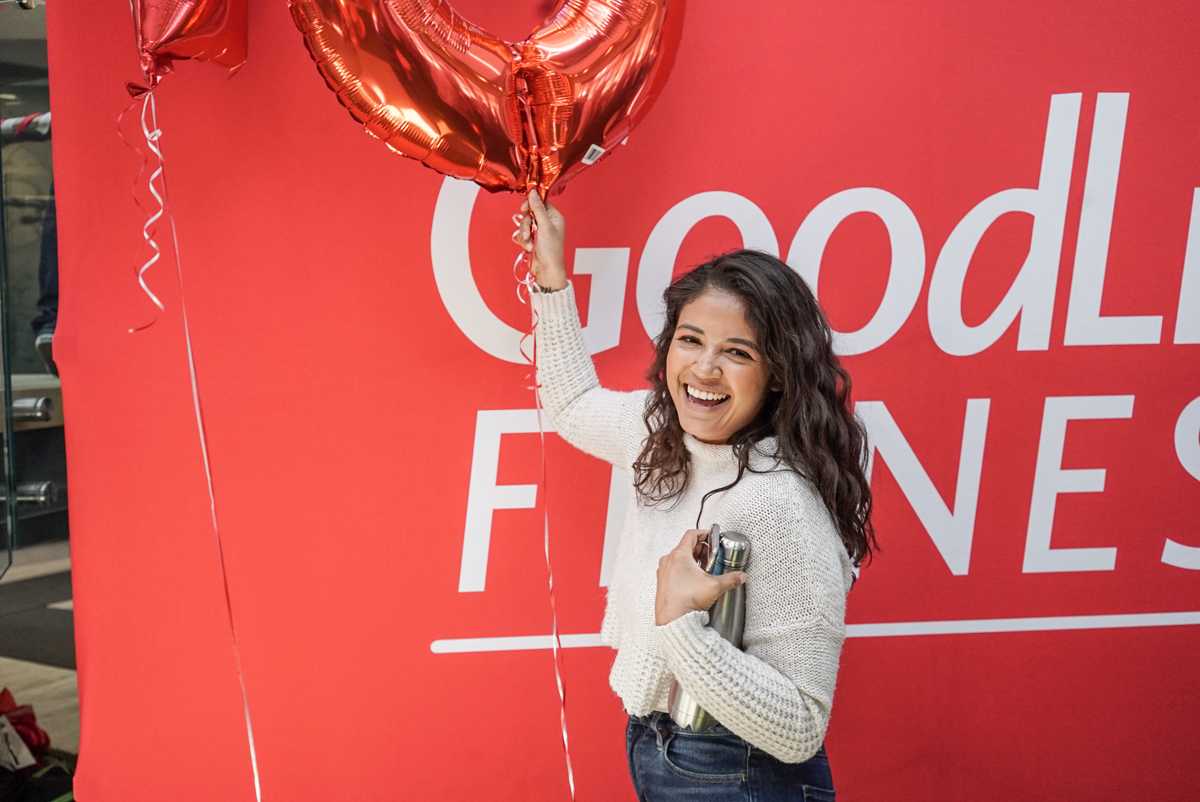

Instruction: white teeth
[686,385,729,402]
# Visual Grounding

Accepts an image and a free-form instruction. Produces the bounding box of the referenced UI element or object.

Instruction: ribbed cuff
[655,609,712,666]
[531,281,577,317]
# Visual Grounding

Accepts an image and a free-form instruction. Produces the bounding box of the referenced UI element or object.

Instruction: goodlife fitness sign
[429,92,1199,654]
[55,3,1200,799]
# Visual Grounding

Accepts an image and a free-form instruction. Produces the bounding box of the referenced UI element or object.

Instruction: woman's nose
[693,349,721,377]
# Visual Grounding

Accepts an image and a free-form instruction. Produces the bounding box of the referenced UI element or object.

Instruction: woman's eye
[728,348,751,359]
[676,335,700,345]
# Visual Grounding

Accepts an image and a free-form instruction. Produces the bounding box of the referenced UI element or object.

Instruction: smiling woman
[634,250,875,560]
[517,191,875,801]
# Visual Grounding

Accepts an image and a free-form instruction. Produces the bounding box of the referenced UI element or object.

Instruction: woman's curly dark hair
[632,249,877,565]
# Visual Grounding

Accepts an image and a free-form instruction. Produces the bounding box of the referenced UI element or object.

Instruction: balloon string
[117,92,167,331]
[119,90,264,802]
[515,224,576,801]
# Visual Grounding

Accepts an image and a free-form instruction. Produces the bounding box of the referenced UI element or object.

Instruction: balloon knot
[126,80,155,99]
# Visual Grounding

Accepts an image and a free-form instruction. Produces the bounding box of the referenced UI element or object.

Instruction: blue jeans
[30,182,58,338]
[626,712,835,802]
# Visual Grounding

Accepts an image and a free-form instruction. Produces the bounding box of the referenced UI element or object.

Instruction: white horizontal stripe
[430,611,1200,654]
[845,610,1200,637]
[430,633,604,654]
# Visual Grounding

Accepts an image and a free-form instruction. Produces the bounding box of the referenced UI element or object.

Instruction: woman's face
[665,289,776,445]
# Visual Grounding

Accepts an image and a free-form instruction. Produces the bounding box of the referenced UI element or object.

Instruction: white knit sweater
[532,285,855,764]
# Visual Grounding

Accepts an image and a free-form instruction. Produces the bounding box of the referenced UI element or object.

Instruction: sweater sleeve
[654,488,849,763]
[531,284,646,469]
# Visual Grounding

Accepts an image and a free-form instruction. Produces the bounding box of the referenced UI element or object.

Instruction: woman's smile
[684,384,730,408]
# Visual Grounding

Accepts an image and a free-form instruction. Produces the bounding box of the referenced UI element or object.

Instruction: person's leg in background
[30,181,57,376]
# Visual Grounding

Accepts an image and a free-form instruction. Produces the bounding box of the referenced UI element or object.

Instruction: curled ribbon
[118,88,263,802]
[514,221,577,800]
[118,91,168,331]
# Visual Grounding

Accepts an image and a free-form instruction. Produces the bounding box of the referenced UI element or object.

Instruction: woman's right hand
[655,529,747,626]
[516,191,568,291]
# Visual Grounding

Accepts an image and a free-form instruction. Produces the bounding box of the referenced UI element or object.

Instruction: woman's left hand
[655,529,747,626]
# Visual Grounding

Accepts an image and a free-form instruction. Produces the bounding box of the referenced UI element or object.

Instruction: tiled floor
[0,539,79,755]
[1,541,70,584]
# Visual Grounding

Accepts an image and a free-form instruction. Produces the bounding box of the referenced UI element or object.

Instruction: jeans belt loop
[653,712,668,750]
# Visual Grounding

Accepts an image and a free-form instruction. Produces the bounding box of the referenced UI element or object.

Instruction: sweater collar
[683,434,784,473]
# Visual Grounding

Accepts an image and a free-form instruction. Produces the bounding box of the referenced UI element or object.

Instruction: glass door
[1,1,65,574]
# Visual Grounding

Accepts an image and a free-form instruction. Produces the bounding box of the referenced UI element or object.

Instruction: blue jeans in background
[31,183,57,339]
[626,712,835,802]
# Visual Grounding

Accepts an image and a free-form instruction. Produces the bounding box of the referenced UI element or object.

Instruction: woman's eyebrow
[677,324,759,350]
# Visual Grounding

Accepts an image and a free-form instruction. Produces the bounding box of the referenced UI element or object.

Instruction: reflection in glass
[2,3,68,573]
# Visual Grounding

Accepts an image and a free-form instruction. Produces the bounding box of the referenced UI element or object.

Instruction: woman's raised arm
[518,193,646,469]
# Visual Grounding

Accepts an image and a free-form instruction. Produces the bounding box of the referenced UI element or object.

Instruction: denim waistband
[630,710,735,737]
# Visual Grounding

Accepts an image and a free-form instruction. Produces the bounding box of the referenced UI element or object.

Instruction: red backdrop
[46,1,1199,800]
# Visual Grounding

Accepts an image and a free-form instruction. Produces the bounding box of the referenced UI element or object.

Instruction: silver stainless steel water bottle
[668,526,751,731]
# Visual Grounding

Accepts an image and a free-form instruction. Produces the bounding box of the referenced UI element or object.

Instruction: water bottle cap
[719,531,750,569]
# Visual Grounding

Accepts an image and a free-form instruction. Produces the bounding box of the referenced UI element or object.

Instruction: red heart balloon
[289,0,684,195]
[133,0,247,87]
